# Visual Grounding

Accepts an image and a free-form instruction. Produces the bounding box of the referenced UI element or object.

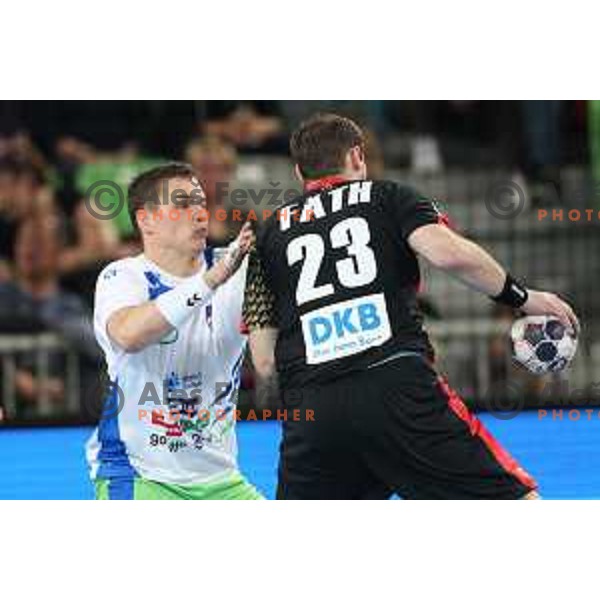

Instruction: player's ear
[293,164,304,183]
[347,146,366,177]
[350,145,364,167]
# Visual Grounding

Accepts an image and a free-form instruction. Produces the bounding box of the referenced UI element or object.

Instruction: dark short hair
[289,113,365,179]
[127,162,197,234]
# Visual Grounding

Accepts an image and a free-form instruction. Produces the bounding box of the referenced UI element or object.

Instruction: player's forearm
[108,272,218,352]
[409,224,506,297]
[249,328,277,379]
[409,224,579,329]
[249,328,279,409]
[439,238,506,297]
[107,303,175,352]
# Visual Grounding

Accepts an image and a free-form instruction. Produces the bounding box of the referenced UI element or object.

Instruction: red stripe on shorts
[437,376,538,491]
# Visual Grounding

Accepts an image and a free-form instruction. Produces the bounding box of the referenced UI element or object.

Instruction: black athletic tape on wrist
[491,274,529,308]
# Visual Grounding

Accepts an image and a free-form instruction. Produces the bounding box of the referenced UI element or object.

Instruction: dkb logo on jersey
[300,293,392,365]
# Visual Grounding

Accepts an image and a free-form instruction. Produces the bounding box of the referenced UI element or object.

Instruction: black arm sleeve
[242,248,277,331]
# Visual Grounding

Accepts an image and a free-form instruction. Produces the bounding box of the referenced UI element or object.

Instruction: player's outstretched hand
[204,222,255,289]
[522,290,580,336]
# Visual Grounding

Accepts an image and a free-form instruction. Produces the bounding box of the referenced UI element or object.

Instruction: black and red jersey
[243,178,442,389]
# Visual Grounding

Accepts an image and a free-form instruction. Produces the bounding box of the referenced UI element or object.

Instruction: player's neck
[304,174,354,192]
[143,245,203,278]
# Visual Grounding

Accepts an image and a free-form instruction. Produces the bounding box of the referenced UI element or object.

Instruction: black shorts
[277,356,537,500]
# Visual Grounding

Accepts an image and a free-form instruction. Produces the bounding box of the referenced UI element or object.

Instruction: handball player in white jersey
[86,163,262,499]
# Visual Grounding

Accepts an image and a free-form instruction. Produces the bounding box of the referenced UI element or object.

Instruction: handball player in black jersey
[243,113,579,500]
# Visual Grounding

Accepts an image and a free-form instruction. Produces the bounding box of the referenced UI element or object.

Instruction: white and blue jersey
[86,248,249,486]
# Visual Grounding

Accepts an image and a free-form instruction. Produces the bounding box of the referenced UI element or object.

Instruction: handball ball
[511,315,578,375]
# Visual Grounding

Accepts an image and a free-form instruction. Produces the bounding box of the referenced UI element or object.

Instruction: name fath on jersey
[86,248,248,486]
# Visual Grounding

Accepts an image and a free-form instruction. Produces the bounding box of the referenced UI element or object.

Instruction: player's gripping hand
[522,290,580,336]
[204,222,255,289]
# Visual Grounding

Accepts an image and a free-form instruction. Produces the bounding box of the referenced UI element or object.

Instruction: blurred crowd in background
[0,100,595,422]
